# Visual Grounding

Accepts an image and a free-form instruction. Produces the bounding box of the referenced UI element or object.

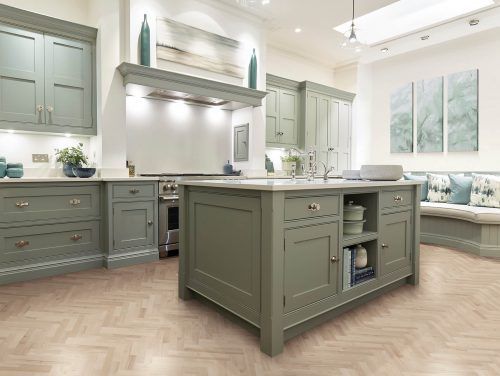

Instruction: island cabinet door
[380,211,412,276]
[284,222,339,313]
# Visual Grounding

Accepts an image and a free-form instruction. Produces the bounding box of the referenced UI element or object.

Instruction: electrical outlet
[32,154,49,163]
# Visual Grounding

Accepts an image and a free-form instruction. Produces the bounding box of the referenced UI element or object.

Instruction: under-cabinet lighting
[7,129,14,134]
[64,133,72,138]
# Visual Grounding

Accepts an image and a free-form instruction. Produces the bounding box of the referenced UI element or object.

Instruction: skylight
[334,0,494,45]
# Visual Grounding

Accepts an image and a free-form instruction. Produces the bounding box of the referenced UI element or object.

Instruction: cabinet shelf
[342,231,378,247]
[343,276,377,292]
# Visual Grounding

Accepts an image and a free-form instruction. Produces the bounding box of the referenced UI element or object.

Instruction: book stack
[343,246,375,290]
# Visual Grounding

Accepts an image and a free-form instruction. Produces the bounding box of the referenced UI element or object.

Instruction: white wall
[266,45,335,86]
[352,28,500,172]
[126,97,232,173]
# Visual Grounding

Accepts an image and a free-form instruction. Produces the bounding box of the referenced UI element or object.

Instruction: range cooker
[140,173,240,257]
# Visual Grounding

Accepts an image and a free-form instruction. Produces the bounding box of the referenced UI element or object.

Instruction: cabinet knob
[381,243,389,249]
[330,256,338,263]
[307,202,321,212]
[15,240,30,248]
[36,105,44,113]
[393,195,403,203]
[147,220,153,226]
[16,201,29,208]
[129,188,140,194]
[46,105,54,113]
[69,198,81,206]
[70,234,83,241]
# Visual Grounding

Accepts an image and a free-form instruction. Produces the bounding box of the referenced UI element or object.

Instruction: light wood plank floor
[1,245,500,376]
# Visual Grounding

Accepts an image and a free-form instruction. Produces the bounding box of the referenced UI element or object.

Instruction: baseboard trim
[104,248,159,269]
[0,253,104,285]
[421,233,500,258]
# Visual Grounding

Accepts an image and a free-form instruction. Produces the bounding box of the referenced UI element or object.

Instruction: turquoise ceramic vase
[248,48,257,89]
[140,14,150,67]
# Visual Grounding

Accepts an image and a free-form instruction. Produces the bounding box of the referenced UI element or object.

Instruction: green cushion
[7,162,23,169]
[6,168,24,178]
[448,174,472,204]
[0,162,6,178]
[403,173,428,201]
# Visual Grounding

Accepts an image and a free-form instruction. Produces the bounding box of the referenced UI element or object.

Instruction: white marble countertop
[178,178,422,191]
[0,176,159,183]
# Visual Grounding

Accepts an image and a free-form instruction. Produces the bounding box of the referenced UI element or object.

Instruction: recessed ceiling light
[294,27,302,33]
[381,47,389,53]
[420,35,430,41]
[261,0,270,5]
[469,19,480,26]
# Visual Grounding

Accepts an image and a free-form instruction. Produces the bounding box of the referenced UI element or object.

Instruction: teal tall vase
[248,48,257,89]
[140,14,150,67]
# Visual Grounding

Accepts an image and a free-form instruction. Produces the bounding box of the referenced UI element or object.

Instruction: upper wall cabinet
[265,75,355,174]
[266,76,300,148]
[0,5,97,135]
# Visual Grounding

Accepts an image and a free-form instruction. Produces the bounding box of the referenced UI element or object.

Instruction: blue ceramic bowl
[0,162,6,178]
[6,168,24,178]
[73,167,96,178]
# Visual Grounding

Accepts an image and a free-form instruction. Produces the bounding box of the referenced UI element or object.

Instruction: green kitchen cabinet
[112,201,155,250]
[104,182,159,269]
[266,83,299,147]
[0,24,45,124]
[380,210,412,276]
[0,5,97,135]
[284,221,339,312]
[305,90,352,174]
[44,35,93,130]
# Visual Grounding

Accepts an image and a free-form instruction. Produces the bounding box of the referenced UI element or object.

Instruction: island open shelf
[178,179,421,356]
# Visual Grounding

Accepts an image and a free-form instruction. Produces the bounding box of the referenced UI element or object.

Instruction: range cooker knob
[172,184,178,190]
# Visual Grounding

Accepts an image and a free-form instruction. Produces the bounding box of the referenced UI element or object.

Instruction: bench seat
[421,202,500,258]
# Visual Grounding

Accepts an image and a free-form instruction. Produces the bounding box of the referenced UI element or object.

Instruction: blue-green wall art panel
[417,77,443,153]
[448,69,478,152]
[390,83,413,153]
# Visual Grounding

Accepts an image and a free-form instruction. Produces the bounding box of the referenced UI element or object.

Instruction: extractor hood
[117,62,267,110]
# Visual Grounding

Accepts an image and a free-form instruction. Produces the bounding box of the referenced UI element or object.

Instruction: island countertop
[178,178,422,191]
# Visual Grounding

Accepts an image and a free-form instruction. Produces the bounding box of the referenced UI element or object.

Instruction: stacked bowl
[343,201,366,235]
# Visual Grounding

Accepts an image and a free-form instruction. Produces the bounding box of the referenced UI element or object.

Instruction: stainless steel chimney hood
[117,62,267,110]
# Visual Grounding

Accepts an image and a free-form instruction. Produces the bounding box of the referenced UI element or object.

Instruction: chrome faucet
[306,149,317,181]
[317,161,335,181]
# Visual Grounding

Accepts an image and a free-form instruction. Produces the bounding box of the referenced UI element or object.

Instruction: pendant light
[341,0,363,52]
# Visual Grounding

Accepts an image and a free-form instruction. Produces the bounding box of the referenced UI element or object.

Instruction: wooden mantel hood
[117,62,267,110]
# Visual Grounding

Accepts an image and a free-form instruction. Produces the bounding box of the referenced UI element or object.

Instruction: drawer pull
[307,202,321,212]
[393,195,403,203]
[15,240,30,248]
[69,198,81,206]
[70,234,83,241]
[381,243,389,249]
[16,201,29,208]
[129,188,140,194]
[147,220,153,226]
[330,256,338,263]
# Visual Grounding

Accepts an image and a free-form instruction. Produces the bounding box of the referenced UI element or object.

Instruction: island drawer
[285,195,339,221]
[112,183,155,199]
[0,221,100,263]
[381,189,413,209]
[0,185,100,223]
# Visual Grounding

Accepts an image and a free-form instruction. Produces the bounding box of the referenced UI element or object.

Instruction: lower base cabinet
[380,211,412,276]
[104,182,159,269]
[284,222,339,312]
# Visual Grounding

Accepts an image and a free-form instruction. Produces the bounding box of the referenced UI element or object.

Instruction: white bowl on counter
[360,165,403,181]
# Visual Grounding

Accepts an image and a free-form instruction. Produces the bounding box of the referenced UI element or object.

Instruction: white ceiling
[218,0,500,68]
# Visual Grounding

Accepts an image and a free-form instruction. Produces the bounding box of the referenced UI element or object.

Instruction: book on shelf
[343,246,375,290]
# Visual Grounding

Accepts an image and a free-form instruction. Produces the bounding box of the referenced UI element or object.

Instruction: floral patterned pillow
[427,173,452,202]
[470,174,500,208]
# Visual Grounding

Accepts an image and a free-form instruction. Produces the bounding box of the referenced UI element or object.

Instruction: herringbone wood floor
[1,245,500,376]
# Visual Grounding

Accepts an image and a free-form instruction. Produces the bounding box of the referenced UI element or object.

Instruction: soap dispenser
[223,160,233,175]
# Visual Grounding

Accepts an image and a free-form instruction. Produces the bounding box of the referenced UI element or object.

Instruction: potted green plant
[55,143,89,177]
[281,155,302,176]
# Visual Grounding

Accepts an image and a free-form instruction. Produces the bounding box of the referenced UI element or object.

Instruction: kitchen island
[178,178,422,356]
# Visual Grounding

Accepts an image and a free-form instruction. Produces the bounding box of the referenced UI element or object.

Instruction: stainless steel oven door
[158,195,179,256]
